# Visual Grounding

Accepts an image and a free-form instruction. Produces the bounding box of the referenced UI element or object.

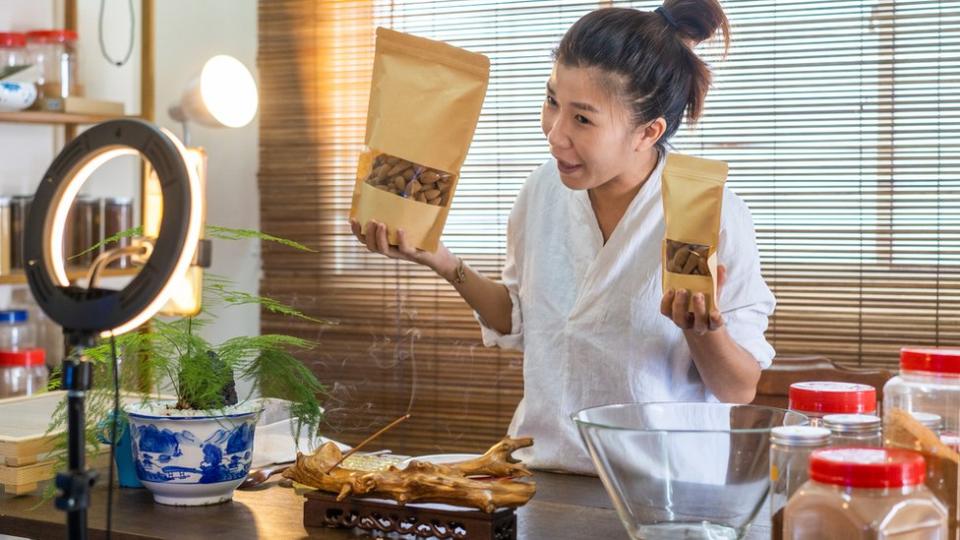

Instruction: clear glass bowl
[572,402,808,540]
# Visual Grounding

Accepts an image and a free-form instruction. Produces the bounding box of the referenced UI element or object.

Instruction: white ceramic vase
[125,401,261,506]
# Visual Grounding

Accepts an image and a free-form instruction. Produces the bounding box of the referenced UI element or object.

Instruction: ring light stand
[23,119,202,540]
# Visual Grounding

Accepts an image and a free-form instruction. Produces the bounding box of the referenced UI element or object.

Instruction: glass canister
[66,196,102,268]
[0,309,33,350]
[103,197,134,268]
[823,414,882,447]
[0,348,47,398]
[769,425,830,540]
[10,195,31,270]
[0,33,28,70]
[788,381,877,427]
[25,29,79,100]
[885,348,960,434]
[886,348,960,539]
[0,196,10,275]
[784,448,947,539]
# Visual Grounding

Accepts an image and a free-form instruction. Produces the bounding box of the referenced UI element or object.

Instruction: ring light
[24,119,202,337]
[22,119,202,540]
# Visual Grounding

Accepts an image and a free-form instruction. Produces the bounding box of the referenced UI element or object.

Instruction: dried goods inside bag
[665,239,712,277]
[364,153,454,207]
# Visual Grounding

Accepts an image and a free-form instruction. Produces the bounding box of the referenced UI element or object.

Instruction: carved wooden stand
[303,490,518,540]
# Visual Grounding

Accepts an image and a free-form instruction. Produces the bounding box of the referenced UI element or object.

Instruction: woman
[350,1,775,474]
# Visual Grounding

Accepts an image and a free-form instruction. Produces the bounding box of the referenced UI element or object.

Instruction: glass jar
[886,348,960,539]
[25,29,79,100]
[0,348,47,398]
[0,196,10,275]
[0,33,28,70]
[66,196,102,268]
[784,448,947,539]
[103,197,134,268]
[823,414,882,447]
[769,425,830,540]
[788,381,877,427]
[10,195,31,270]
[885,348,960,434]
[911,412,944,436]
[0,309,33,350]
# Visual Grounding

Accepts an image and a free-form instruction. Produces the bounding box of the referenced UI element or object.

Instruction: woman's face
[540,63,645,191]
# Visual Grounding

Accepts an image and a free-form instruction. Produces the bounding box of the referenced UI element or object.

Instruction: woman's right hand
[349,218,459,281]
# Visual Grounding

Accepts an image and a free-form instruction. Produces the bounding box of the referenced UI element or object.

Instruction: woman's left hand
[660,265,726,336]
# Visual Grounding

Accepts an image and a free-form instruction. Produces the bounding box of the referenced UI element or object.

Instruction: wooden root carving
[283,436,536,513]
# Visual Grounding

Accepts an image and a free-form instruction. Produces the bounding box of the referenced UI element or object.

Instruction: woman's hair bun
[661,0,730,55]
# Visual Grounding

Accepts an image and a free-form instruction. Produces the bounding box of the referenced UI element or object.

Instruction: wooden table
[0,472,772,539]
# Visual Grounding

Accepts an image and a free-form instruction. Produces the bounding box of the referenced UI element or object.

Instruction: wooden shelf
[0,267,139,285]
[0,111,135,126]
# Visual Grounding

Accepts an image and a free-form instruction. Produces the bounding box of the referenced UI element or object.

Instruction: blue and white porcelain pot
[126,401,261,506]
[0,81,37,111]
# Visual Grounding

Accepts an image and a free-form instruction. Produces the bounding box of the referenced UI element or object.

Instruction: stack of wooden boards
[0,392,68,495]
[0,392,119,495]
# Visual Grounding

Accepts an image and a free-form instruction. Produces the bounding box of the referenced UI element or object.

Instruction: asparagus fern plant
[45,226,333,490]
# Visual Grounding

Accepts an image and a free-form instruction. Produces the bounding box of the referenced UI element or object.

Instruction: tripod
[54,331,99,540]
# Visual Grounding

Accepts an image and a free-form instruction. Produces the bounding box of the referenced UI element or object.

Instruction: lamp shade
[169,55,258,128]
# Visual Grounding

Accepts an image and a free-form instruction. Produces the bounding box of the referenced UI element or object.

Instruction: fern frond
[241,348,326,442]
[206,281,337,326]
[68,226,143,260]
[206,225,315,252]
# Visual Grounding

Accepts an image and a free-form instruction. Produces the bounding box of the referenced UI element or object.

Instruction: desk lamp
[149,54,258,315]
[167,54,258,146]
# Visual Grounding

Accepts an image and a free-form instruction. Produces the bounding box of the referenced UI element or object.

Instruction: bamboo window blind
[259,0,960,454]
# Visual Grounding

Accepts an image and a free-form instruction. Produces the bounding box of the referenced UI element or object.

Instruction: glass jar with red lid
[25,29,79,99]
[783,447,947,539]
[788,381,877,427]
[885,347,960,537]
[886,348,960,435]
[0,33,28,70]
[0,348,47,398]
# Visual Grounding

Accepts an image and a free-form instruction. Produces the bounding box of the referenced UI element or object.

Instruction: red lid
[0,348,46,367]
[900,347,960,375]
[788,381,877,414]
[25,30,78,43]
[810,447,926,488]
[0,33,27,48]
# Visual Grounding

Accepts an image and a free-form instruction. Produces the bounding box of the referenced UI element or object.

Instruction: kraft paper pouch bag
[349,27,490,253]
[661,153,728,314]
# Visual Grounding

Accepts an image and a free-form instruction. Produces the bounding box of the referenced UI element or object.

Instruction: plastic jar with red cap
[787,381,877,427]
[25,29,79,99]
[0,33,28,69]
[783,447,947,539]
[885,348,960,537]
[0,348,47,398]
[885,348,960,434]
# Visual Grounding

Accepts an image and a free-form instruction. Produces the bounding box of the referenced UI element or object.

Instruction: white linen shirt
[476,153,776,474]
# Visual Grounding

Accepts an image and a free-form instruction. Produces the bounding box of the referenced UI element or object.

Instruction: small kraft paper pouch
[661,152,728,314]
[349,27,490,253]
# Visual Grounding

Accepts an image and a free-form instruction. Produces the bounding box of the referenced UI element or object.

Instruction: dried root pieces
[284,436,536,513]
